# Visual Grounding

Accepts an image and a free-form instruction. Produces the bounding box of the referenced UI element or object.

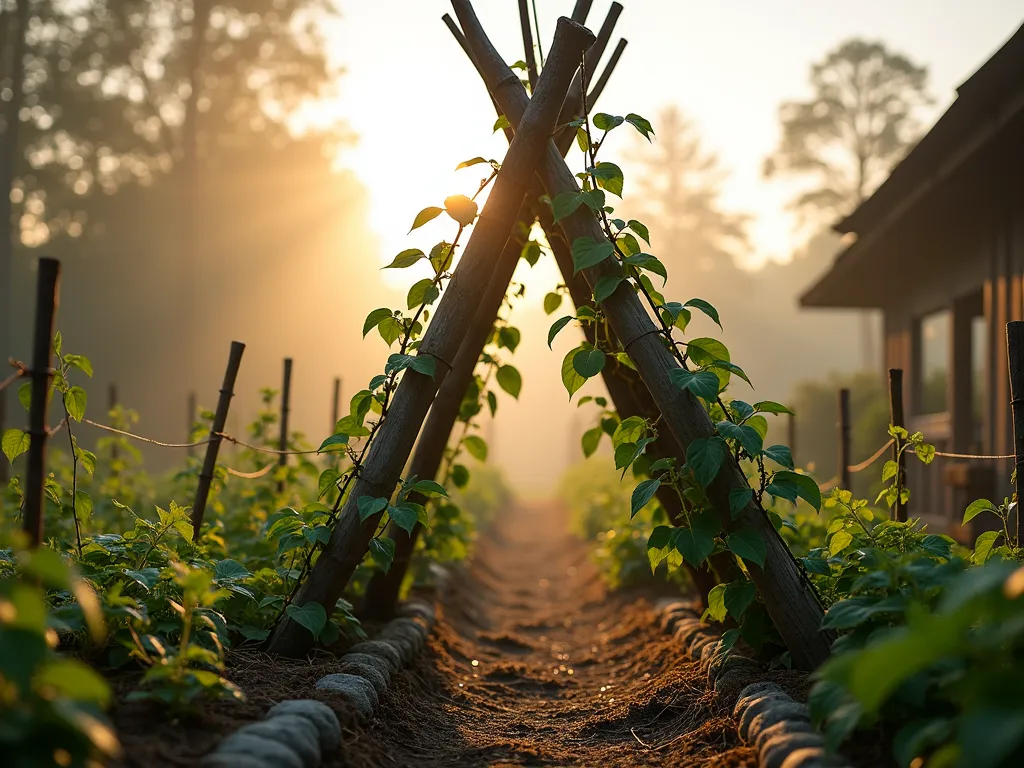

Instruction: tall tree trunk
[0,0,29,436]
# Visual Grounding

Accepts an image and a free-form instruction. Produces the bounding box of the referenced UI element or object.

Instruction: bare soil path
[344,500,755,767]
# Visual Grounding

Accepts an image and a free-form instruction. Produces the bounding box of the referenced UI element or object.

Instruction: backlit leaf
[2,428,30,463]
[409,207,443,232]
[385,248,426,269]
[496,365,522,399]
[444,194,478,226]
[362,308,392,337]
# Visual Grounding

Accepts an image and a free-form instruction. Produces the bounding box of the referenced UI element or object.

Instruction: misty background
[2,0,1022,495]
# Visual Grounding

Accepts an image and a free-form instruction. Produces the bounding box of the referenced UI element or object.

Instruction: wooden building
[801,23,1024,534]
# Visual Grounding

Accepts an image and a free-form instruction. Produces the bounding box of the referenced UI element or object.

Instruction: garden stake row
[838,387,851,490]
[278,357,293,493]
[22,257,60,548]
[363,0,615,617]
[888,367,907,521]
[190,340,245,536]
[266,16,597,657]
[1007,321,1024,545]
[449,0,832,668]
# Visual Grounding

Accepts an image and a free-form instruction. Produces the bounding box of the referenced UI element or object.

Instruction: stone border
[657,599,853,768]
[314,598,437,721]
[201,699,341,768]
[201,598,437,767]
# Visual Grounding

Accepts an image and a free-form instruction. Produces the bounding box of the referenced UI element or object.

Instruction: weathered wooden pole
[517,0,538,88]
[587,37,627,104]
[888,368,907,522]
[362,202,533,619]
[364,0,609,619]
[277,357,293,492]
[838,388,851,490]
[538,200,735,602]
[186,391,197,458]
[449,0,725,605]
[191,341,245,536]
[331,376,342,431]
[23,258,60,547]
[570,0,593,23]
[452,0,830,668]
[266,17,596,658]
[1006,323,1024,546]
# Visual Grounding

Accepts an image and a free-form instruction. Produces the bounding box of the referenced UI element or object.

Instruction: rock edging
[657,599,853,768]
[314,599,437,721]
[201,598,437,767]
[201,699,341,768]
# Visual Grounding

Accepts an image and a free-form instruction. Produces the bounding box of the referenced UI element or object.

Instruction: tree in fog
[764,38,931,222]
[2,0,346,244]
[626,105,749,283]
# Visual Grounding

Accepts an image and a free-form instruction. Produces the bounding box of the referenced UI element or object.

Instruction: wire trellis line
[226,463,276,479]
[82,419,213,448]
[933,449,1015,460]
[815,437,1019,492]
[80,418,324,457]
[847,439,895,473]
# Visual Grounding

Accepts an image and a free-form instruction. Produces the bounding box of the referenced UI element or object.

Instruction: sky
[319,0,1024,269]
[305,0,1024,493]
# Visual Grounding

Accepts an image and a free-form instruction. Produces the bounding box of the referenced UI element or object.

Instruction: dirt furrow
[345,501,754,767]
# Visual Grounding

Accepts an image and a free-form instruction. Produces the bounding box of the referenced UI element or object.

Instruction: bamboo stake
[1006,323,1024,546]
[838,388,850,490]
[888,368,907,522]
[266,17,596,658]
[452,0,830,669]
[518,0,538,89]
[447,1,728,605]
[365,5,615,617]
[191,341,245,536]
[538,201,737,600]
[278,357,293,493]
[570,0,593,24]
[23,258,60,547]
[331,376,342,431]
[587,38,627,104]
[362,200,533,619]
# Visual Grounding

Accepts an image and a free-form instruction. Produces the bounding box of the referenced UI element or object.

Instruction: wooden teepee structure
[267,0,831,671]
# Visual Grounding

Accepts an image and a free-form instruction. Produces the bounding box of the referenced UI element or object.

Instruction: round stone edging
[657,598,853,768]
[201,597,438,768]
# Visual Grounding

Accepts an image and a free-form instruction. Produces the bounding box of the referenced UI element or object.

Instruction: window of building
[918,309,950,415]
